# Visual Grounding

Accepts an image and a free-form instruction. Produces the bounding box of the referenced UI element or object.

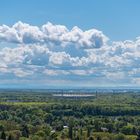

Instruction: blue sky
[0,0,140,88]
[1,0,140,40]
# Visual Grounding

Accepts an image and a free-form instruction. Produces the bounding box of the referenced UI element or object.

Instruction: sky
[0,0,140,88]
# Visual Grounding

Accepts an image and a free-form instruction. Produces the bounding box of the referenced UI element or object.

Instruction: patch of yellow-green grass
[0,102,48,106]
[91,132,137,140]
[126,135,137,140]
[93,132,113,138]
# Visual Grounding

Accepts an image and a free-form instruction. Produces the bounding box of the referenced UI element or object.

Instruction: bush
[114,133,125,140]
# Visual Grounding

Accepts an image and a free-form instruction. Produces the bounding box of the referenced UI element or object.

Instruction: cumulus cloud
[0,21,108,49]
[1,21,140,86]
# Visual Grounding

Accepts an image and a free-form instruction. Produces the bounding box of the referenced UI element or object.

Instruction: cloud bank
[0,21,140,87]
[0,21,108,48]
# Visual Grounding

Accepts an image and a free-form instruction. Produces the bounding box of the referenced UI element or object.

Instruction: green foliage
[1,130,6,140]
[68,118,74,139]
[0,92,139,139]
[21,125,29,138]
[121,125,134,135]
[88,136,94,140]
[114,133,125,140]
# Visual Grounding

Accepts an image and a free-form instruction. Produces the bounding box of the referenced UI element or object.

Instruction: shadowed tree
[1,130,6,140]
[22,125,29,138]
[68,118,74,139]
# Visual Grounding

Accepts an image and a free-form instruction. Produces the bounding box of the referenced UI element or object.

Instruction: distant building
[52,93,95,98]
[51,130,55,133]
[101,127,108,132]
[63,125,68,129]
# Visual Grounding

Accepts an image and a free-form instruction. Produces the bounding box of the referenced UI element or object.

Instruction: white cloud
[1,22,140,86]
[132,78,140,85]
[49,52,70,65]
[12,68,33,77]
[43,69,69,76]
[0,21,108,49]
[70,70,88,76]
[105,72,125,80]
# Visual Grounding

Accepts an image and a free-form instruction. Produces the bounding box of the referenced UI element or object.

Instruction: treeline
[0,103,140,119]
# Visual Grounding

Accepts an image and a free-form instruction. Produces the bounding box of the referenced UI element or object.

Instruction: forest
[0,90,140,140]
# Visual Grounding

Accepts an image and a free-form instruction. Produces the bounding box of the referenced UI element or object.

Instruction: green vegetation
[0,91,140,139]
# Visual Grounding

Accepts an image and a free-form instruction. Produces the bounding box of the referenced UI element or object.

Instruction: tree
[136,127,140,140]
[94,120,101,132]
[55,121,63,131]
[114,133,125,140]
[21,125,29,138]
[1,130,6,140]
[44,113,53,124]
[88,136,94,140]
[50,132,58,139]
[61,132,65,139]
[68,118,74,139]
[74,136,80,140]
[87,126,91,138]
[96,136,101,140]
[0,124,4,131]
[69,124,73,139]
[132,127,137,135]
[121,125,133,135]
[44,125,51,136]
[136,137,140,140]
[106,122,114,133]
[7,134,14,140]
[36,130,45,137]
